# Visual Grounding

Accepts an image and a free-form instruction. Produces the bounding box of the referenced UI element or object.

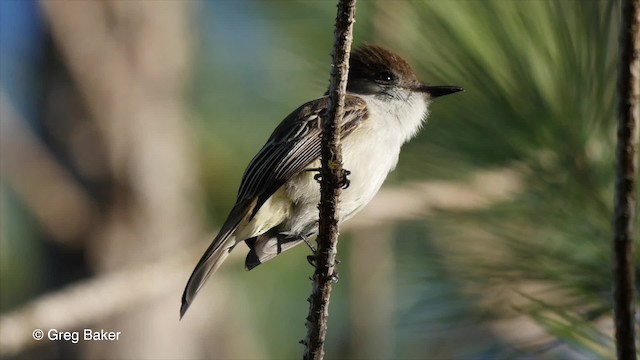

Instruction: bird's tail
[180,232,236,319]
[180,202,254,319]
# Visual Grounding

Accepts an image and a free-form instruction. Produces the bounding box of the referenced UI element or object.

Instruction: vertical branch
[303,1,357,359]
[613,0,640,359]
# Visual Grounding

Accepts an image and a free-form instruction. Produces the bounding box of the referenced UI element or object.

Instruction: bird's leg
[300,235,318,268]
[303,235,340,282]
[302,236,317,254]
[304,235,341,281]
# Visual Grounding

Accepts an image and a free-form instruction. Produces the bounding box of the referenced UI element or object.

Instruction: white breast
[339,93,428,219]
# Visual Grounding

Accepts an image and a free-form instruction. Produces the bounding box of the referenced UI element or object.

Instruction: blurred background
[0,0,636,359]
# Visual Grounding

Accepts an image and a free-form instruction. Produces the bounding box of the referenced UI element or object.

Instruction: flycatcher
[181,44,462,318]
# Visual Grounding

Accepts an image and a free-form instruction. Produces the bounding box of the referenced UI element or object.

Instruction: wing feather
[239,95,368,215]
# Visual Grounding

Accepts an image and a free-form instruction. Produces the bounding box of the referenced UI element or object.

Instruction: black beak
[419,85,464,98]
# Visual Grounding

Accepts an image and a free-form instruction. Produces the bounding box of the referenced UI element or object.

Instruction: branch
[612,0,640,359]
[302,1,357,359]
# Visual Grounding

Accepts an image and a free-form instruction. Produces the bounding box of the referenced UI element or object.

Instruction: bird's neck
[355,92,429,143]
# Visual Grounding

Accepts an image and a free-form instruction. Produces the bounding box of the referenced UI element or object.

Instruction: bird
[180,44,462,318]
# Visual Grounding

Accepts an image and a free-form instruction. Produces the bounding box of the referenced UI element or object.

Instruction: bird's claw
[307,255,317,268]
[338,169,351,189]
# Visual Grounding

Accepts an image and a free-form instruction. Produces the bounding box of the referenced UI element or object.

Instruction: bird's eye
[375,71,395,83]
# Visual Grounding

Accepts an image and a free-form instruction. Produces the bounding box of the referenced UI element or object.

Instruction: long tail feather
[180,203,253,319]
[180,233,236,319]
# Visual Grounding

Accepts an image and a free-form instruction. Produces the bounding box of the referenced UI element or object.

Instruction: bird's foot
[307,255,317,268]
[310,168,351,189]
[337,169,351,189]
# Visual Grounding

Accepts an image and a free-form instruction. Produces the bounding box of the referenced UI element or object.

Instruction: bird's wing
[237,95,369,217]
[181,95,368,318]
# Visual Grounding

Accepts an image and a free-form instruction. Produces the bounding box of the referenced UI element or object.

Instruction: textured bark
[612,0,640,359]
[302,1,357,359]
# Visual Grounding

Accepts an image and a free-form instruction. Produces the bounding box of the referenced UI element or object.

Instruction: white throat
[356,90,429,143]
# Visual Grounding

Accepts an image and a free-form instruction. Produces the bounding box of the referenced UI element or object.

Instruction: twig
[302,1,357,359]
[612,0,640,359]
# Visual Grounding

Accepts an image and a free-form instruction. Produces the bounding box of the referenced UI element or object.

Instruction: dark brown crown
[349,44,418,83]
[344,44,420,95]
